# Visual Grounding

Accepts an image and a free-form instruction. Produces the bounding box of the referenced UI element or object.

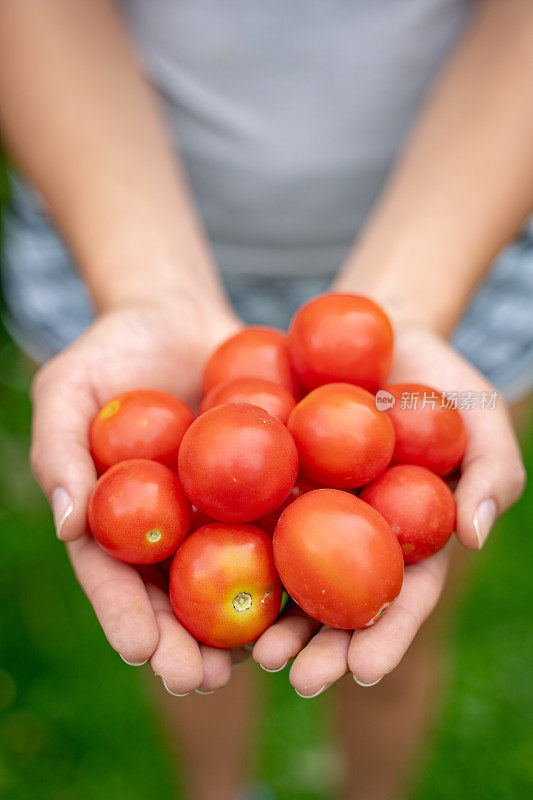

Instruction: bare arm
[256,0,528,695]
[0,0,240,691]
[336,0,533,335]
[0,0,233,320]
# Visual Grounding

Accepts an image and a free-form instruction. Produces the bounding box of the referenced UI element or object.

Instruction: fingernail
[473,498,497,549]
[259,660,288,673]
[295,683,330,699]
[51,487,73,539]
[354,675,383,687]
[195,689,215,695]
[161,678,189,697]
[119,653,147,667]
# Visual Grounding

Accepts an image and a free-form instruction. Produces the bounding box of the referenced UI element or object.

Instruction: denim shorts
[2,175,533,403]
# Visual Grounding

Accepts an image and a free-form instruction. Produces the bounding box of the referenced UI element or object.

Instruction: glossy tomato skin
[360,465,456,564]
[90,389,195,474]
[287,383,395,488]
[88,459,191,564]
[385,383,466,477]
[178,403,299,522]
[256,475,319,535]
[288,293,393,393]
[169,522,283,648]
[274,489,403,629]
[200,378,296,425]
[202,327,299,396]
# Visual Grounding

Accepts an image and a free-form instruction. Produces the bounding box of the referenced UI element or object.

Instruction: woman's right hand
[30,294,242,695]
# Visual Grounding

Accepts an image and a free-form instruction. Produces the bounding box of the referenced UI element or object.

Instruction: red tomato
[200,378,296,425]
[190,505,214,531]
[90,389,194,474]
[88,459,191,564]
[385,383,466,476]
[360,465,456,564]
[202,327,299,396]
[288,293,393,393]
[169,522,283,648]
[274,489,403,629]
[287,383,395,488]
[256,475,319,535]
[178,403,299,522]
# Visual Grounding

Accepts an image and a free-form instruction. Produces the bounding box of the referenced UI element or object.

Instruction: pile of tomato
[88,294,465,649]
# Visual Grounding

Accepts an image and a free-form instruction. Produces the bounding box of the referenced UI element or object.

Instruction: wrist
[334,254,467,338]
[98,288,242,361]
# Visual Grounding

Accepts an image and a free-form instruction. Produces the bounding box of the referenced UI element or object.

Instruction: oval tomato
[90,389,194,474]
[385,383,466,476]
[178,403,299,522]
[360,465,456,564]
[200,377,296,425]
[256,475,319,535]
[287,383,395,488]
[288,293,393,393]
[202,327,299,396]
[88,459,191,564]
[274,489,403,629]
[169,522,283,648]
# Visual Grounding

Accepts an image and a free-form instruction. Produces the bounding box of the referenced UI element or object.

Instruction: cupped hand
[30,296,241,694]
[253,327,526,696]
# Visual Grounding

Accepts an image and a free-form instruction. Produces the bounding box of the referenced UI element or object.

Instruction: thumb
[30,355,98,541]
[454,400,526,550]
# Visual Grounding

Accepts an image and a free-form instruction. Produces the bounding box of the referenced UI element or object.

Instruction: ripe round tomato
[385,383,466,476]
[200,377,296,425]
[360,465,456,564]
[169,522,283,648]
[190,505,213,531]
[202,327,299,396]
[89,389,195,474]
[178,403,299,522]
[288,293,393,393]
[256,475,319,535]
[287,383,395,488]
[274,489,403,629]
[88,459,191,564]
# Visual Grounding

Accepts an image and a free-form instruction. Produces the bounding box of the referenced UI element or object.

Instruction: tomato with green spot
[90,389,195,474]
[169,522,283,648]
[88,459,191,564]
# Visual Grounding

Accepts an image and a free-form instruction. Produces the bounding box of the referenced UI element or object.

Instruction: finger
[67,536,159,664]
[455,400,526,549]
[196,645,233,693]
[30,357,99,541]
[289,626,352,698]
[231,647,252,668]
[145,583,204,695]
[252,605,322,672]
[348,548,449,685]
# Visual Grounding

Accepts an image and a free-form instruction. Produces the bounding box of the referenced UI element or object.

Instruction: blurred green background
[0,159,532,798]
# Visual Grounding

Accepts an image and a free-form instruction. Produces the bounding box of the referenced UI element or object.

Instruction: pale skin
[0,0,529,798]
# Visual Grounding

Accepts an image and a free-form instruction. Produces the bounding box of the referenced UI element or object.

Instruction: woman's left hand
[252,327,526,696]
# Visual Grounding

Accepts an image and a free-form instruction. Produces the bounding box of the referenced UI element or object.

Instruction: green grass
[0,312,532,799]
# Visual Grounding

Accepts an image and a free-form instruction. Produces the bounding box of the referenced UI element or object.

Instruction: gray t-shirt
[122,0,472,276]
[3,0,533,400]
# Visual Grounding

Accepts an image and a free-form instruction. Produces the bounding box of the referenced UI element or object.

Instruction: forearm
[0,0,232,319]
[335,0,533,335]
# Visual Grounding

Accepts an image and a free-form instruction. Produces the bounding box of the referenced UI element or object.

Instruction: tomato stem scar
[146,529,162,544]
[233,592,252,612]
